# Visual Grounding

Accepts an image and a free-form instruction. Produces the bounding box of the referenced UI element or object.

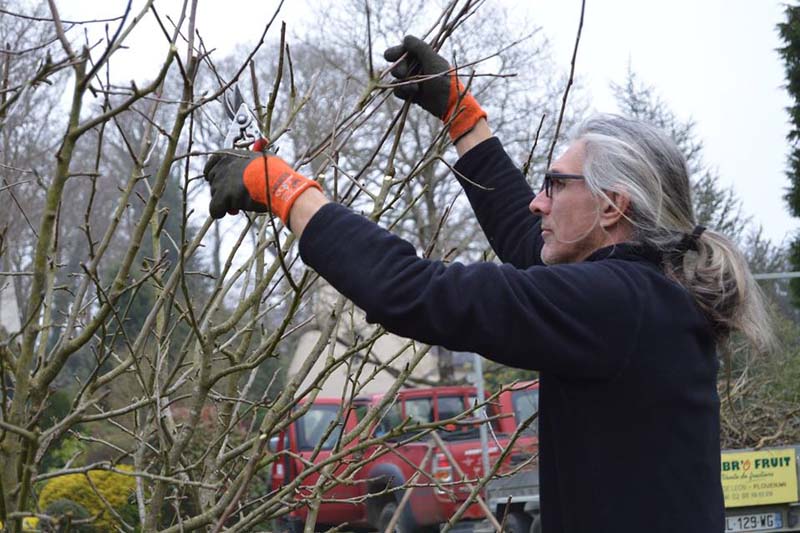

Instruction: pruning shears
[223,85,268,152]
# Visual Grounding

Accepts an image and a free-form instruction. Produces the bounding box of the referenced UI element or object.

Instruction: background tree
[612,69,747,240]
[778,3,800,306]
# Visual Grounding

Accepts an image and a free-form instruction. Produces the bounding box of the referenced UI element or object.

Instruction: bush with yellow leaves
[0,517,40,531]
[38,465,137,531]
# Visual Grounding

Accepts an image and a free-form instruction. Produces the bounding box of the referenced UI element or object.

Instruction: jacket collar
[584,241,663,267]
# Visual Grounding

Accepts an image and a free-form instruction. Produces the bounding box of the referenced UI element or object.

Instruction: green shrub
[42,499,92,532]
[117,494,141,533]
[41,434,87,472]
[38,466,137,531]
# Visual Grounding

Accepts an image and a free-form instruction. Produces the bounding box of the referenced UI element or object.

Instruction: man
[204,36,772,533]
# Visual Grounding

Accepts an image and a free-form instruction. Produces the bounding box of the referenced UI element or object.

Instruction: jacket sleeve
[452,137,544,268]
[299,203,644,380]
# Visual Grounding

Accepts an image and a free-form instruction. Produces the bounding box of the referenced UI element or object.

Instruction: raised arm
[202,148,639,379]
[452,121,543,268]
[296,202,642,379]
[383,37,543,267]
[204,36,545,271]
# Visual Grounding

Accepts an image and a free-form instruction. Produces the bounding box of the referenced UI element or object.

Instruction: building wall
[287,329,440,397]
[0,276,21,334]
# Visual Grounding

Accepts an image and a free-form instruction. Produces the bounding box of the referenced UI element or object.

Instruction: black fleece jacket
[299,137,724,533]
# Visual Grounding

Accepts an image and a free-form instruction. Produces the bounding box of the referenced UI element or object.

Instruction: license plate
[725,512,783,532]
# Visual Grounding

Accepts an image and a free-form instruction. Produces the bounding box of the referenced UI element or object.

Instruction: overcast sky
[57,0,796,246]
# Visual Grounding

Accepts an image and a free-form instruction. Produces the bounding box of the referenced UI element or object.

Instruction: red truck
[270,385,533,533]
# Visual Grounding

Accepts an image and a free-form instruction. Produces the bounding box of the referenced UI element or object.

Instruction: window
[438,395,466,421]
[296,405,341,451]
[512,389,539,436]
[404,398,433,425]
[373,402,403,437]
[467,395,478,410]
[354,403,369,424]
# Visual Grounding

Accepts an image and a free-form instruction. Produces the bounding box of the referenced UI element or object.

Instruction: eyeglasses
[541,172,585,198]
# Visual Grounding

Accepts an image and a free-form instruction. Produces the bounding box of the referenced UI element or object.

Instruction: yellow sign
[721,449,799,508]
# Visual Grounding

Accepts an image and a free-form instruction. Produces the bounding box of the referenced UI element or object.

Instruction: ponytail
[664,228,775,352]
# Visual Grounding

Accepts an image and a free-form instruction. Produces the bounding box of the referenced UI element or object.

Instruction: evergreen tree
[612,69,747,241]
[778,3,800,305]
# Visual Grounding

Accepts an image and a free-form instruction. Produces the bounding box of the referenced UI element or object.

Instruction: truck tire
[274,517,304,533]
[377,502,439,533]
[504,511,532,533]
[378,502,405,533]
[530,515,542,533]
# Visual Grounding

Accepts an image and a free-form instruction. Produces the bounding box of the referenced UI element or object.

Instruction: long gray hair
[576,114,774,353]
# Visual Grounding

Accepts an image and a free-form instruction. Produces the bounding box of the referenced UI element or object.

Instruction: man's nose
[530,189,550,216]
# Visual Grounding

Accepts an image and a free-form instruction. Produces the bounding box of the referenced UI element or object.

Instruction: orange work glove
[383,35,487,142]
[203,150,321,224]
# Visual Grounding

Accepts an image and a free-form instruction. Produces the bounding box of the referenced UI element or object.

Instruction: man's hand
[204,150,321,224]
[384,35,486,141]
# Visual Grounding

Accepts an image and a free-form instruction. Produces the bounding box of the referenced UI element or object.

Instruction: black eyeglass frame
[541,172,585,198]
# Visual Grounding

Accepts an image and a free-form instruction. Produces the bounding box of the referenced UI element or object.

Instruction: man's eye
[553,179,566,190]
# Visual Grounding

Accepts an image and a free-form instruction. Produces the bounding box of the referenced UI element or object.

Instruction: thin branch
[0,8,124,24]
[546,0,585,167]
[45,0,76,59]
[522,113,546,178]
[0,420,37,442]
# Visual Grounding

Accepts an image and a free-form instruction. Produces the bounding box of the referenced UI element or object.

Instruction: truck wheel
[274,518,304,533]
[530,515,542,533]
[504,511,532,533]
[378,502,439,533]
[378,502,405,533]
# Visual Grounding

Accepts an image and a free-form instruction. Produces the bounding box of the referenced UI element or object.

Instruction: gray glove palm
[383,35,452,119]
[204,150,268,219]
[383,35,487,141]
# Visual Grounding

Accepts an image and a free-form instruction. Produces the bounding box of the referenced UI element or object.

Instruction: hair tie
[679,225,706,252]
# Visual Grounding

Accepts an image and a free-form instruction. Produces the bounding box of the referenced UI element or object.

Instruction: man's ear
[599,191,630,229]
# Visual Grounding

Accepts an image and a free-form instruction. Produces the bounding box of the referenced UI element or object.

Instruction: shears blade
[222,84,265,150]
